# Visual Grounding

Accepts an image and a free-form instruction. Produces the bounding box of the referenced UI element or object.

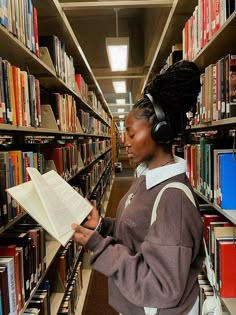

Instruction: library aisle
[82,171,134,315]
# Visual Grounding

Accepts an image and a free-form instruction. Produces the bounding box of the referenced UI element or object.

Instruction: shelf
[222,298,236,315]
[0,24,55,77]
[75,268,92,315]
[51,293,64,315]
[33,0,111,115]
[194,11,236,70]
[46,240,61,268]
[194,190,236,225]
[0,212,26,233]
[142,0,198,91]
[190,117,236,131]
[20,240,61,314]
[0,25,110,124]
[0,123,111,138]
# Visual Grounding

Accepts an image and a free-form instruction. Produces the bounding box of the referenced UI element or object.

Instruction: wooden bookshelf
[194,10,236,70]
[222,298,236,315]
[194,190,236,225]
[142,0,197,91]
[0,1,113,315]
[191,117,236,130]
[33,0,110,114]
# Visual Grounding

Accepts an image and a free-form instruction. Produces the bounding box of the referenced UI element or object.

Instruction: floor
[82,170,133,315]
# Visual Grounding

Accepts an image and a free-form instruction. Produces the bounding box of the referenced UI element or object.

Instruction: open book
[6,167,93,246]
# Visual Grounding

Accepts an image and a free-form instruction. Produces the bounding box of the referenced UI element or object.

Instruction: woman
[72,60,204,315]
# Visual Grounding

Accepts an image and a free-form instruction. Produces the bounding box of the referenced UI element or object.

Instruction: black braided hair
[133,60,201,139]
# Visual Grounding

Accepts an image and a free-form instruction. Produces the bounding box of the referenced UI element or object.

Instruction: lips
[127,152,134,159]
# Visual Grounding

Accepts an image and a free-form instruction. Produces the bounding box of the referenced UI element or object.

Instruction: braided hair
[133,60,201,140]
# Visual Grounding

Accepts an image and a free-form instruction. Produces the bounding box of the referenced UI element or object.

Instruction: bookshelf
[0,1,113,315]
[142,0,198,91]
[144,0,236,314]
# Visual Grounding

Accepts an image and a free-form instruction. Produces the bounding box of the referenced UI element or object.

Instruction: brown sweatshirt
[85,158,204,315]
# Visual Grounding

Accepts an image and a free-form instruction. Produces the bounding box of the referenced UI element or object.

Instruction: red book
[219,241,236,297]
[33,7,39,57]
[215,0,220,33]
[0,245,21,313]
[42,147,63,176]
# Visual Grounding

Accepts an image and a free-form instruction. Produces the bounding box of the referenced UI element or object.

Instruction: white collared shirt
[136,156,187,190]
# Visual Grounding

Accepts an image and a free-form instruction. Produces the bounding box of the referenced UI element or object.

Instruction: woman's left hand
[71,224,94,246]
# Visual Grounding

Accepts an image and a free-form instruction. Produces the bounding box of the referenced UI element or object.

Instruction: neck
[148,153,175,170]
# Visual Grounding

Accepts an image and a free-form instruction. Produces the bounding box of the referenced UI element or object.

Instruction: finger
[71,224,89,236]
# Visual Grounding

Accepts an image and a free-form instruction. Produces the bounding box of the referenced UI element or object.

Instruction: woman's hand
[83,207,100,229]
[71,224,94,246]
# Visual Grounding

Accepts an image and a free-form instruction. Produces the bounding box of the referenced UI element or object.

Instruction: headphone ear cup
[151,121,172,143]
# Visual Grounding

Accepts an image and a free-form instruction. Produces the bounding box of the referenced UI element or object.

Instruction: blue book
[219,152,236,209]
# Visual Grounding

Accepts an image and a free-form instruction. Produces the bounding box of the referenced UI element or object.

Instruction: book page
[42,170,93,222]
[27,168,93,243]
[6,181,57,239]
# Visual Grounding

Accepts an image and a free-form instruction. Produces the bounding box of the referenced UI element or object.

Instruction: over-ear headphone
[145,93,172,143]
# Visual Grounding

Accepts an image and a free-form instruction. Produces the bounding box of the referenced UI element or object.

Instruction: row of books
[0,150,45,226]
[39,36,111,126]
[73,152,112,198]
[0,58,41,127]
[185,139,236,209]
[74,73,89,104]
[57,262,83,315]
[74,75,111,126]
[0,0,39,57]
[78,139,111,167]
[87,90,112,126]
[202,213,236,298]
[90,163,113,211]
[0,226,84,315]
[0,140,111,227]
[0,55,111,132]
[183,0,235,61]
[192,54,236,125]
[77,108,110,136]
[52,240,81,289]
[41,93,77,133]
[0,223,47,315]
[39,35,75,90]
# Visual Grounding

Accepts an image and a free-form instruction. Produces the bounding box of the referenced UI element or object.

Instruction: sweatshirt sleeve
[85,190,203,309]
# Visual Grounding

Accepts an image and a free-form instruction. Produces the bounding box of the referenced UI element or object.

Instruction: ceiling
[59,0,173,122]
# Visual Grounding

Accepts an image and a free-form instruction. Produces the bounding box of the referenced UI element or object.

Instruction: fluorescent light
[106,37,129,71]
[113,80,126,93]
[116,99,126,104]
[119,115,125,119]
[118,108,125,113]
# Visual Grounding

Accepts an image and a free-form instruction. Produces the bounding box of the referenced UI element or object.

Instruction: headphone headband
[145,93,165,122]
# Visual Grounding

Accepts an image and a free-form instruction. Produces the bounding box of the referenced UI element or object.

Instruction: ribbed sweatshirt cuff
[85,231,104,252]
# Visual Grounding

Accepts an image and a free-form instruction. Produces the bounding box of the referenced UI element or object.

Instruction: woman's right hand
[82,207,100,230]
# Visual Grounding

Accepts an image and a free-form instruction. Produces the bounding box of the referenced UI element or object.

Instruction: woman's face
[125,109,158,164]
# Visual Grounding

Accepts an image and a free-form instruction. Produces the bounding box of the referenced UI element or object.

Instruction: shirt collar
[136,156,186,190]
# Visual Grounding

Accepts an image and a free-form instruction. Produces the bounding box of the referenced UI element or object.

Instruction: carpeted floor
[82,174,134,315]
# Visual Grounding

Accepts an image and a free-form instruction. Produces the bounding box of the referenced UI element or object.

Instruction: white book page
[6,181,57,239]
[42,170,93,223]
[27,168,93,241]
